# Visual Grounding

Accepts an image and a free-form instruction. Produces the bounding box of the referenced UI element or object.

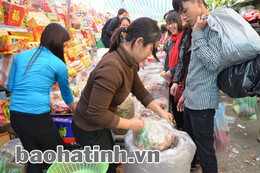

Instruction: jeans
[184,107,217,173]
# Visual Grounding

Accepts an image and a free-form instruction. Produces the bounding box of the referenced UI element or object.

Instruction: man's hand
[193,15,208,31]
[177,96,185,112]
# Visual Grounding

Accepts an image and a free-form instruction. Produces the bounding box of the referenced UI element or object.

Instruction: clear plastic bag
[232,96,258,121]
[124,129,196,173]
[133,116,175,151]
[214,103,229,153]
[207,6,260,72]
[0,139,22,162]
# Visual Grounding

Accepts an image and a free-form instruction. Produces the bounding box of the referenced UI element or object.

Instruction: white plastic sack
[124,129,196,173]
[207,6,260,72]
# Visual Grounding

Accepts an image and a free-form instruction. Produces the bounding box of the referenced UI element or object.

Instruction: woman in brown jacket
[72,17,172,172]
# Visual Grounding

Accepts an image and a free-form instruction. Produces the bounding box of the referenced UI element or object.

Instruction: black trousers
[10,111,63,173]
[72,121,117,173]
[184,107,218,173]
[169,87,184,129]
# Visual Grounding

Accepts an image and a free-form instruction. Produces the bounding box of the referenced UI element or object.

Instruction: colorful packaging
[0,100,10,123]
[45,12,58,21]
[3,1,28,27]
[0,1,4,25]
[2,35,28,53]
[27,17,50,28]
[9,29,34,42]
[32,26,45,42]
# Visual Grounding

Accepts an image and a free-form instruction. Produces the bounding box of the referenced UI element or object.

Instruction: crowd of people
[7,0,259,173]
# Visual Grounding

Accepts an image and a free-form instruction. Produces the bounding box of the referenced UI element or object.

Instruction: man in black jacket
[101,8,128,48]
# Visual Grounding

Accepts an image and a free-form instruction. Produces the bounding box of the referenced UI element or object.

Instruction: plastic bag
[207,6,260,72]
[124,129,196,173]
[232,96,258,121]
[217,53,260,98]
[0,139,22,162]
[134,116,175,151]
[214,103,229,153]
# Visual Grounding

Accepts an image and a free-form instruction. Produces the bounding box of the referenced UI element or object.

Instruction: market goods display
[0,139,22,162]
[134,116,175,151]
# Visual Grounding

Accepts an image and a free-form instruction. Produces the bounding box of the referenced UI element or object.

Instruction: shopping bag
[214,103,229,153]
[207,6,260,72]
[232,96,258,121]
[217,53,260,98]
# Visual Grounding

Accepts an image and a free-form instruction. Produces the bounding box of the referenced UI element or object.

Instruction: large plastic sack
[232,96,258,121]
[207,6,260,72]
[134,117,175,151]
[214,103,229,153]
[124,129,196,173]
[217,53,260,98]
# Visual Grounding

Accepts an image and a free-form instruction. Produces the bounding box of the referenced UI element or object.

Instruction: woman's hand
[129,116,144,131]
[170,83,178,96]
[160,111,173,123]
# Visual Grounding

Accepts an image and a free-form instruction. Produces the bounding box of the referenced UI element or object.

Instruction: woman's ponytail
[109,27,125,53]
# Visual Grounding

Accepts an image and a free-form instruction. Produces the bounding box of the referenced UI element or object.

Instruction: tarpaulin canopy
[104,0,173,20]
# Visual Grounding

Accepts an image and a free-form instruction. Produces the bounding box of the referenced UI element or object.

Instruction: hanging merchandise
[214,103,229,153]
[217,53,260,98]
[232,96,258,122]
[207,6,260,72]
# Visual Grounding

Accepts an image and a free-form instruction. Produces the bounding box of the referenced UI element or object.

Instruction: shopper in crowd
[119,17,131,43]
[160,24,168,44]
[72,17,173,173]
[101,8,128,48]
[8,23,76,173]
[173,0,222,172]
[160,12,184,130]
[119,16,131,28]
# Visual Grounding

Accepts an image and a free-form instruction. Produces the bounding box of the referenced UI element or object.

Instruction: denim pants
[184,107,218,173]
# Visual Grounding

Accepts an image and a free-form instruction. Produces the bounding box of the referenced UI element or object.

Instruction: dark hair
[119,17,131,25]
[24,23,70,75]
[163,9,175,20]
[109,17,161,60]
[166,11,183,32]
[160,24,167,33]
[172,0,208,12]
[118,8,128,16]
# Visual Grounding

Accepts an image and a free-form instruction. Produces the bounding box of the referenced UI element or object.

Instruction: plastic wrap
[214,103,229,153]
[50,91,71,114]
[0,139,22,162]
[217,53,260,98]
[207,6,260,72]
[136,62,169,115]
[124,129,196,173]
[232,96,258,121]
[134,117,175,151]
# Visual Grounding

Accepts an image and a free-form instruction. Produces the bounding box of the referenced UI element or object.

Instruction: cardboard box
[2,35,28,52]
[0,132,10,147]
[3,1,28,27]
[27,17,50,28]
[9,30,34,42]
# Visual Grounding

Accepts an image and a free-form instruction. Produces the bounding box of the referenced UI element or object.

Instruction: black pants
[169,88,184,129]
[10,111,63,173]
[72,121,117,173]
[184,107,217,173]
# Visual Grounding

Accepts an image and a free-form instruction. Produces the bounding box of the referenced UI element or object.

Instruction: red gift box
[3,1,28,27]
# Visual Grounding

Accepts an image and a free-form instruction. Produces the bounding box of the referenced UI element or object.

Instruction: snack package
[134,116,175,151]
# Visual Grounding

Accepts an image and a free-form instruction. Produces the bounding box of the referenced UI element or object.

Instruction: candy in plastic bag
[134,116,175,151]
